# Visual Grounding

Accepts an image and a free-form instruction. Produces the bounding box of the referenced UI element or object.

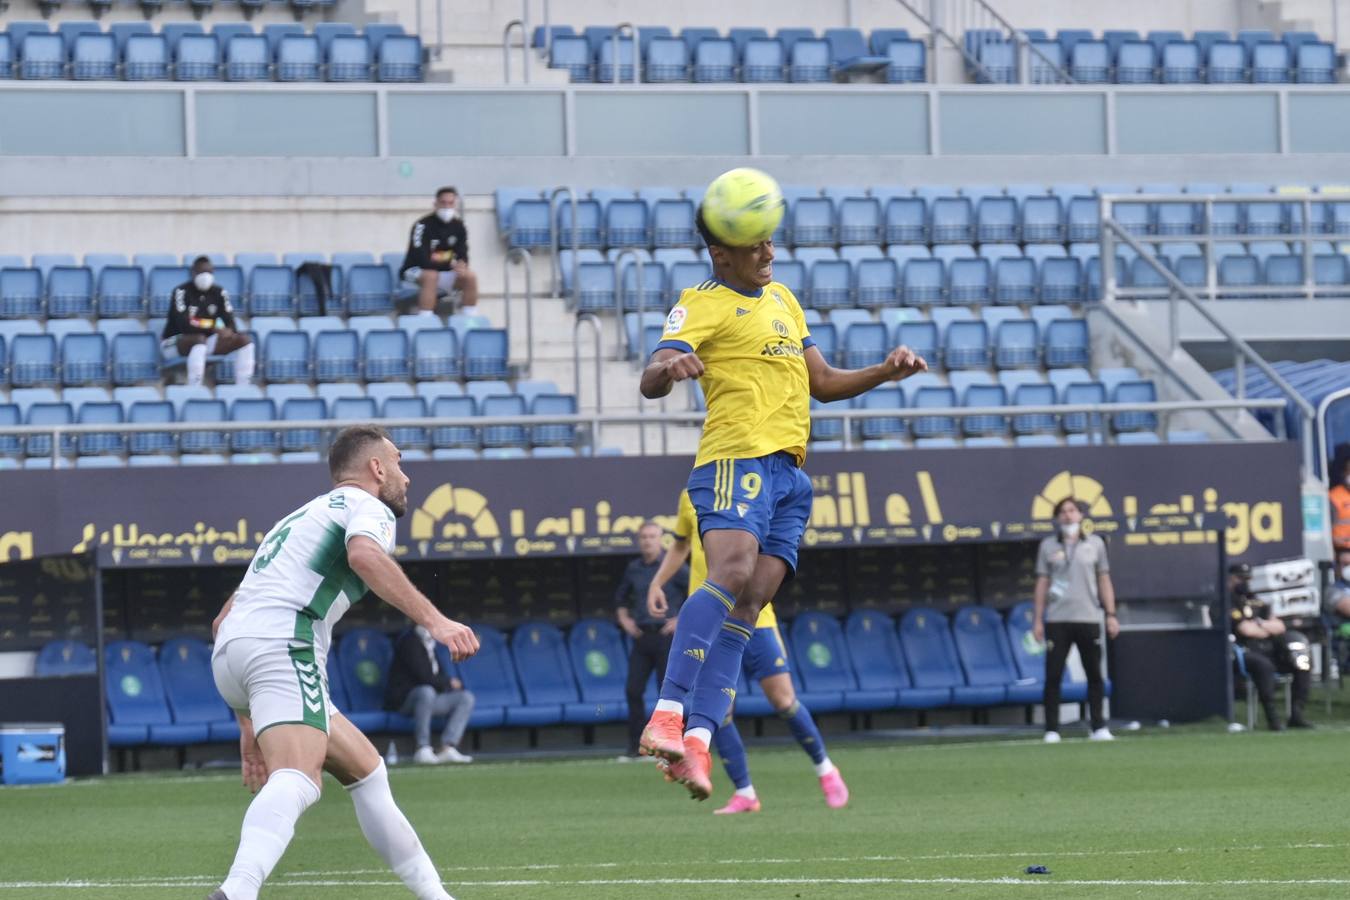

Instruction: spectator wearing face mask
[1033,496,1118,744]
[399,186,479,316]
[1329,444,1350,554]
[161,256,255,387]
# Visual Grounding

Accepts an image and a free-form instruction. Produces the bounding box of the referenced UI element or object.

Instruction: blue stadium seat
[1043,318,1089,368]
[645,36,688,82]
[805,260,849,310]
[363,330,410,381]
[943,320,989,369]
[327,34,373,82]
[789,612,881,712]
[19,33,64,80]
[789,38,830,82]
[1011,383,1058,436]
[246,266,294,317]
[530,393,577,447]
[975,40,1016,83]
[596,36,636,83]
[1161,41,1201,83]
[565,619,628,723]
[362,24,406,54]
[481,394,527,449]
[124,34,169,81]
[994,319,1039,368]
[929,197,974,243]
[1297,42,1335,83]
[1070,40,1109,82]
[159,637,239,742]
[509,622,575,726]
[852,257,897,309]
[61,333,108,386]
[858,386,904,441]
[46,267,94,318]
[739,37,784,82]
[25,402,74,459]
[383,396,429,452]
[946,258,991,305]
[1252,41,1291,82]
[899,258,941,306]
[230,397,278,453]
[377,35,422,82]
[262,331,310,383]
[1006,601,1086,704]
[792,197,836,246]
[649,199,696,248]
[891,320,934,364]
[842,322,887,369]
[430,396,477,451]
[179,399,227,454]
[845,609,949,708]
[0,404,18,460]
[603,198,648,249]
[105,641,209,746]
[275,396,323,453]
[1065,196,1101,242]
[1061,381,1105,435]
[462,329,509,380]
[175,34,219,81]
[1207,41,1246,82]
[71,33,116,80]
[309,329,359,383]
[127,400,174,455]
[911,386,957,439]
[1038,257,1084,303]
[0,268,43,319]
[277,34,320,81]
[823,27,888,77]
[411,328,459,380]
[96,267,145,318]
[963,384,1008,437]
[160,23,204,52]
[1111,379,1158,433]
[35,639,97,676]
[1115,40,1157,83]
[109,23,152,55]
[10,334,57,387]
[549,35,591,81]
[902,607,1004,706]
[335,629,393,733]
[225,35,270,81]
[341,264,391,315]
[952,606,1032,703]
[886,39,925,82]
[556,199,603,248]
[445,625,517,726]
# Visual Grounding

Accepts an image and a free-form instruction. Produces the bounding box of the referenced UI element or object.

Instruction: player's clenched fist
[883,346,928,379]
[433,619,480,661]
[663,352,705,381]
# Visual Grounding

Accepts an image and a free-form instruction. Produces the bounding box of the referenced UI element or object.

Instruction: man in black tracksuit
[160,256,254,386]
[614,521,689,760]
[1230,567,1313,731]
[399,186,479,314]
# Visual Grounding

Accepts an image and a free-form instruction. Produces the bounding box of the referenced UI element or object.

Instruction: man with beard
[207,425,479,900]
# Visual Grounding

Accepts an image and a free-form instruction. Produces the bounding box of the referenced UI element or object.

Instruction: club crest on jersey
[665,307,687,334]
[772,319,789,337]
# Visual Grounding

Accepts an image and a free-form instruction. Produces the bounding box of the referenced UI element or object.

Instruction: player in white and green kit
[208,425,479,900]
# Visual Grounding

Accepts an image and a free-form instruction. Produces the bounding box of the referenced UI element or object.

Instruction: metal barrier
[612,248,647,363]
[501,246,535,376]
[1,397,1290,468]
[502,19,530,84]
[548,185,580,299]
[1099,193,1321,475]
[414,0,445,61]
[891,0,1073,84]
[608,23,638,86]
[572,312,603,414]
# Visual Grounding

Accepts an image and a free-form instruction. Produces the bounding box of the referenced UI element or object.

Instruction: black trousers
[1043,621,1106,733]
[1239,640,1310,727]
[625,629,672,755]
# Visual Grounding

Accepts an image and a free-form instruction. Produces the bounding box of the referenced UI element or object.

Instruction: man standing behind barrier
[1033,496,1118,744]
[614,521,688,761]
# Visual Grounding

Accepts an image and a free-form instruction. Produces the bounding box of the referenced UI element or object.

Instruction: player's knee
[711,562,755,597]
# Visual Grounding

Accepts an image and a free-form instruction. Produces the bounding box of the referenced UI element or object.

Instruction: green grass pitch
[3,727,1348,899]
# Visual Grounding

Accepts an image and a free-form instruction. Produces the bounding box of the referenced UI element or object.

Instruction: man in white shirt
[208,425,479,900]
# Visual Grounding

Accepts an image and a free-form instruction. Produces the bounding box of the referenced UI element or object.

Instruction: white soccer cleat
[1042,731,1061,744]
[436,746,473,764]
[1089,727,1115,742]
[413,746,440,765]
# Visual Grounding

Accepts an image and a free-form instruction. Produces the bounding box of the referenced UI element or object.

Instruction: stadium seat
[10,334,58,388]
[741,37,785,82]
[789,38,831,82]
[596,36,636,83]
[844,609,943,708]
[1297,42,1336,83]
[46,267,94,318]
[224,35,270,81]
[943,320,990,369]
[126,400,175,455]
[263,331,311,383]
[377,35,423,82]
[1111,379,1159,433]
[1070,40,1109,82]
[61,333,108,387]
[885,197,927,244]
[910,386,957,439]
[858,386,905,441]
[0,268,43,319]
[71,33,116,80]
[1162,41,1202,83]
[335,628,394,733]
[35,639,97,676]
[885,38,925,82]
[565,619,628,723]
[229,397,278,454]
[1251,41,1291,83]
[480,395,528,449]
[105,641,209,746]
[362,330,410,382]
[178,399,227,455]
[790,611,886,712]
[159,637,239,742]
[645,36,689,82]
[124,34,169,81]
[899,608,1004,707]
[930,197,974,244]
[962,384,1008,437]
[1207,41,1246,82]
[502,623,571,727]
[1115,41,1157,83]
[462,329,509,380]
[952,606,1038,704]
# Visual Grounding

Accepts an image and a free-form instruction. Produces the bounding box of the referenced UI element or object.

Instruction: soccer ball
[701,167,785,247]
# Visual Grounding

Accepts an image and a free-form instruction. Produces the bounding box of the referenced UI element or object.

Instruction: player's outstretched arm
[804,344,928,403]
[640,348,704,399]
[347,536,480,661]
[647,537,691,617]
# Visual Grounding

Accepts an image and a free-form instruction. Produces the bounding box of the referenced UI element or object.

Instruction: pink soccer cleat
[819,768,849,809]
[713,794,762,815]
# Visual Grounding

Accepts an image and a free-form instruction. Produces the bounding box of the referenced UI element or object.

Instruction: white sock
[734,786,757,800]
[346,760,452,900]
[814,758,836,777]
[186,343,208,387]
[232,341,256,386]
[654,699,683,715]
[684,727,712,750]
[219,768,321,900]
[417,308,437,317]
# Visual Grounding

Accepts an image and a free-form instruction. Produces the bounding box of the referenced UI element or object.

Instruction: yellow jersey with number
[674,489,776,629]
[655,279,814,469]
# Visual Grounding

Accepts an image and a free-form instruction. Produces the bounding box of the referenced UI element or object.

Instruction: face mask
[1342,566,1350,583]
[193,272,214,292]
[435,207,456,223]
[1060,521,1080,539]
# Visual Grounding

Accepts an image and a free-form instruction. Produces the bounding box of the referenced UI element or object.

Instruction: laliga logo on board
[411,483,502,557]
[1030,471,1113,523]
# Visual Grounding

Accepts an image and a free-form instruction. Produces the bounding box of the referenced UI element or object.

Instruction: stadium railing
[0,397,1293,468]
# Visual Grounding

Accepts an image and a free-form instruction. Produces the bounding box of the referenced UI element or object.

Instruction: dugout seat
[158,637,240,742]
[898,608,1005,707]
[335,628,394,732]
[564,618,628,723]
[1006,601,1111,704]
[456,625,526,727]
[35,639,97,676]
[844,610,950,708]
[952,606,1040,704]
[105,640,210,745]
[509,622,578,725]
[792,611,895,712]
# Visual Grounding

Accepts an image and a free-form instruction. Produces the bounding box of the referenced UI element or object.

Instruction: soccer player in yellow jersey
[637,202,927,800]
[647,490,848,811]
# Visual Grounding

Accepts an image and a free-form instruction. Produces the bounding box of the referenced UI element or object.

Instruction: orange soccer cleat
[639,710,686,762]
[667,738,713,801]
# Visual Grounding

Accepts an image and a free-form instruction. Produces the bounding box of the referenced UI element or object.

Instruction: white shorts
[161,332,221,360]
[212,637,333,736]
[402,268,457,292]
